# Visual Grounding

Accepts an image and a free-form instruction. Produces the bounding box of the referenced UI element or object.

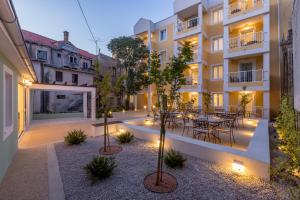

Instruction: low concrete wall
[92,118,270,180]
[33,113,84,120]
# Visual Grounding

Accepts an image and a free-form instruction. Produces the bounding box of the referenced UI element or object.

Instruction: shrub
[116,132,134,144]
[84,156,117,183]
[64,129,87,145]
[164,149,186,168]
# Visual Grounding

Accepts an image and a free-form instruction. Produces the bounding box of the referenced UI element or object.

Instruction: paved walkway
[0,111,146,200]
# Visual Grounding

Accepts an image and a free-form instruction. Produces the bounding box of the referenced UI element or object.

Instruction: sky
[13,0,174,56]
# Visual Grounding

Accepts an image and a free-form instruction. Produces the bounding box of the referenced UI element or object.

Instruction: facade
[22,30,117,116]
[0,0,36,182]
[133,0,281,119]
[293,0,300,112]
[22,30,96,115]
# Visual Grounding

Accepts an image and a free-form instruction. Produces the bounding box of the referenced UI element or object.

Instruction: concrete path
[0,147,49,200]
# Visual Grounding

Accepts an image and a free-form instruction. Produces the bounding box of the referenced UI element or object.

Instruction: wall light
[119,128,125,134]
[232,160,245,174]
[122,109,125,113]
[23,79,32,86]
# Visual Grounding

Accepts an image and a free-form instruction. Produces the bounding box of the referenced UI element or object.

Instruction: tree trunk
[104,114,107,152]
[126,94,130,110]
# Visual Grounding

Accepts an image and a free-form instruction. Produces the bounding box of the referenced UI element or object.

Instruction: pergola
[29,84,96,121]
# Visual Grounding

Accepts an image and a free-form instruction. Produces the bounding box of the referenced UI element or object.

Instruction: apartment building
[133,0,281,119]
[22,30,117,116]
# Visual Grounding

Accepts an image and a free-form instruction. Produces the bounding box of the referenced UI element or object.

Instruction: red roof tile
[22,30,96,59]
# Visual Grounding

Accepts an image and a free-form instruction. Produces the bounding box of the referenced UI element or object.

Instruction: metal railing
[229,31,264,50]
[177,17,199,33]
[229,69,263,83]
[228,0,264,17]
[184,76,198,85]
[226,105,265,118]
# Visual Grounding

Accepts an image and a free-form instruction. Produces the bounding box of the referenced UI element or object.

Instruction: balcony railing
[229,69,263,83]
[184,76,198,85]
[229,31,264,51]
[177,17,199,34]
[226,105,265,118]
[228,0,264,17]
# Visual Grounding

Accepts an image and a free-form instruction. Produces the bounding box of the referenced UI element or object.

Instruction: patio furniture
[182,115,193,136]
[216,119,236,147]
[193,119,210,141]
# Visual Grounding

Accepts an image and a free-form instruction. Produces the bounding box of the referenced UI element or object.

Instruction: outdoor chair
[192,119,210,141]
[216,119,236,147]
[182,115,193,136]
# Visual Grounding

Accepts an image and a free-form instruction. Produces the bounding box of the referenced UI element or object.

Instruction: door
[18,84,25,136]
[239,62,253,82]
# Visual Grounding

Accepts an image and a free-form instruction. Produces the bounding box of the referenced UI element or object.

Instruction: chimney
[63,31,69,42]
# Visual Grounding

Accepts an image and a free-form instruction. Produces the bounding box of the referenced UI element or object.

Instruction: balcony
[228,0,264,18]
[229,31,264,52]
[180,76,198,91]
[229,69,263,83]
[177,17,199,34]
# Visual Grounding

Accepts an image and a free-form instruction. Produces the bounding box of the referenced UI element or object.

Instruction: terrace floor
[127,118,258,151]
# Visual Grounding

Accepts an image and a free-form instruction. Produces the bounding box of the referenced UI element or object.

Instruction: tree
[239,93,252,117]
[107,36,149,109]
[114,75,126,106]
[146,42,192,188]
[95,60,111,152]
[203,92,212,114]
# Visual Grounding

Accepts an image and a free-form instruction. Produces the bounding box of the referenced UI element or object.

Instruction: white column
[91,89,96,121]
[174,41,178,57]
[83,92,88,118]
[263,91,270,119]
[198,92,203,109]
[198,3,202,33]
[263,53,270,90]
[147,90,152,112]
[198,63,203,92]
[223,0,229,23]
[134,95,138,110]
[25,87,30,130]
[263,14,270,52]
[224,92,229,111]
[224,58,229,91]
[224,26,229,58]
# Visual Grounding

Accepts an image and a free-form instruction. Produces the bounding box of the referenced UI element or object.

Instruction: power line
[76,0,98,53]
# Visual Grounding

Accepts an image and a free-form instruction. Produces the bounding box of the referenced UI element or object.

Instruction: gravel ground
[55,137,278,200]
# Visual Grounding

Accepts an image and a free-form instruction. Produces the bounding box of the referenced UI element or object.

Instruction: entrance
[18,84,26,136]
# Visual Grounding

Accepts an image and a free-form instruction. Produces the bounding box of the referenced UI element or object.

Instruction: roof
[21,29,96,59]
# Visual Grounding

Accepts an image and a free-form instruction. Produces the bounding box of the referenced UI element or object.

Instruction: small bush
[64,129,87,145]
[84,156,117,183]
[116,132,134,144]
[164,149,186,168]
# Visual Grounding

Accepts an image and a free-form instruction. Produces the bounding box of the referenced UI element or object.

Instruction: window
[70,56,77,64]
[212,8,223,24]
[83,62,88,69]
[56,95,66,99]
[159,29,167,41]
[212,37,223,52]
[159,51,167,64]
[37,50,47,60]
[112,67,117,77]
[55,71,63,82]
[72,74,78,84]
[213,93,223,107]
[211,65,223,80]
[3,65,13,140]
[57,53,61,58]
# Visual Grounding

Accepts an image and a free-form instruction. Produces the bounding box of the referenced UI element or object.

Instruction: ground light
[144,119,153,126]
[232,160,245,174]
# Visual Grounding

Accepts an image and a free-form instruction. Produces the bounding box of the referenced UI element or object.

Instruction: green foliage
[116,132,134,144]
[273,97,300,180]
[64,129,87,145]
[203,92,212,113]
[164,149,187,168]
[84,156,117,183]
[239,93,252,116]
[107,36,150,109]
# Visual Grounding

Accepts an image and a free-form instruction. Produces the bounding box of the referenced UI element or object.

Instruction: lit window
[213,93,223,107]
[159,29,167,41]
[212,8,223,24]
[212,37,223,52]
[159,51,167,64]
[3,65,14,140]
[212,65,223,80]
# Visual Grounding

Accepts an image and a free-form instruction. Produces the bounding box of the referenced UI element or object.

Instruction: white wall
[293,0,300,111]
